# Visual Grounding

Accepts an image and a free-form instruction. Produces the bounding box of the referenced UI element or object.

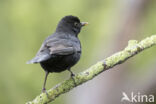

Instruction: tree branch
[26,35,156,104]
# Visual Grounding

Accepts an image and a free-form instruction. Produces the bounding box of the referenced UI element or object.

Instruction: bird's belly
[40,52,81,72]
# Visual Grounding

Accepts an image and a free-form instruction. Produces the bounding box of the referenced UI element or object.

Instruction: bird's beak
[81,22,88,26]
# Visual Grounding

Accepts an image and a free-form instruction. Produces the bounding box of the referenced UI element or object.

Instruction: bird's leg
[68,68,76,86]
[68,68,75,77]
[42,71,49,94]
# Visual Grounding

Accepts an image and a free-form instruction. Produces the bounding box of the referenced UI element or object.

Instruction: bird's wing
[27,37,78,64]
[46,38,75,55]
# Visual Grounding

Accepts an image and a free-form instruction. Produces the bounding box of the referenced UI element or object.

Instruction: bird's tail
[26,57,40,64]
[26,54,51,64]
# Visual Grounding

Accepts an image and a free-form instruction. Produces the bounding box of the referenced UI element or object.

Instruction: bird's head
[56,15,88,35]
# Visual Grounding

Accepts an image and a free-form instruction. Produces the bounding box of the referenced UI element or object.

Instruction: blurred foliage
[0,0,156,104]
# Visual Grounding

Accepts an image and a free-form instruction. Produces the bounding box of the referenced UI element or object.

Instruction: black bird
[27,15,88,92]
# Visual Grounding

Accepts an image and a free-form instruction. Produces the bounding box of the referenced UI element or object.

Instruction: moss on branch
[26,35,156,104]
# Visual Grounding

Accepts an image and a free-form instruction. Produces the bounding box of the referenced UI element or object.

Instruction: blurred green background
[0,0,156,104]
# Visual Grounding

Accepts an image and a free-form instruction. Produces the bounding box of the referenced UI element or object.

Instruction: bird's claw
[71,73,75,77]
[42,88,49,98]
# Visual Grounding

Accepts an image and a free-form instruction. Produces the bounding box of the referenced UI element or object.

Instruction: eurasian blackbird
[27,15,88,92]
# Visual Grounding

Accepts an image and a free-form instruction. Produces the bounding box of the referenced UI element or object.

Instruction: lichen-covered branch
[26,35,156,104]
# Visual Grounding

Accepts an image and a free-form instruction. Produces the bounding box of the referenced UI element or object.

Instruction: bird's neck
[55,28,79,37]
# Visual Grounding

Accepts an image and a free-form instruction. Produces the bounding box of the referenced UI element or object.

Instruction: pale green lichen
[125,40,138,51]
[26,35,156,104]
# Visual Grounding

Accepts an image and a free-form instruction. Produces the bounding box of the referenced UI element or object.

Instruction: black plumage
[27,15,88,92]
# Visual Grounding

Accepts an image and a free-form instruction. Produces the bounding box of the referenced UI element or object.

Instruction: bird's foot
[70,74,77,87]
[71,73,75,77]
[42,88,46,93]
[68,69,76,86]
[42,88,49,97]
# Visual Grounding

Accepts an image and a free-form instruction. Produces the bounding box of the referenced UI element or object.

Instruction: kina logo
[121,92,154,103]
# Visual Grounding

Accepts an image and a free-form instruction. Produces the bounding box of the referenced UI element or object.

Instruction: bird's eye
[74,22,78,26]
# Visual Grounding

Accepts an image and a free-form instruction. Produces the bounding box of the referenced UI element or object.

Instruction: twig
[26,35,156,104]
